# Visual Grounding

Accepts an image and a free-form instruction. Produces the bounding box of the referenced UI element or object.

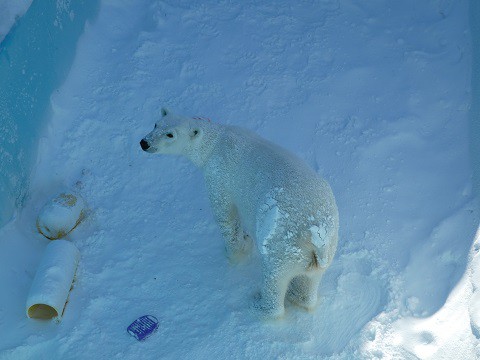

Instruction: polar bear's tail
[307,245,332,271]
[307,250,320,270]
[306,223,338,271]
[307,229,337,271]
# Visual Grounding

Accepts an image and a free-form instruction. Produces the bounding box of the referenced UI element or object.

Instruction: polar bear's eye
[166,133,174,138]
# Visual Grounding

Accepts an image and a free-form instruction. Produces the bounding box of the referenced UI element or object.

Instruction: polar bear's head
[140,108,204,156]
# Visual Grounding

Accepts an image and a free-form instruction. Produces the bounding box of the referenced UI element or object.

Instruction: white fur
[141,108,339,318]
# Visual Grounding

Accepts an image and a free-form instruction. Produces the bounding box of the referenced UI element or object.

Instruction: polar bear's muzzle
[140,139,150,151]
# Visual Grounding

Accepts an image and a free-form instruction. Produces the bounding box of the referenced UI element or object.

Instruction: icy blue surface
[470,0,480,197]
[0,0,99,227]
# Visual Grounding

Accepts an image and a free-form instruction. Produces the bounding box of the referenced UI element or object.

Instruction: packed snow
[0,0,478,359]
[0,0,99,227]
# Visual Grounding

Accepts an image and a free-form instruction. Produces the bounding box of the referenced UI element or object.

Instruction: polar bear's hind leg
[253,257,294,319]
[254,240,321,318]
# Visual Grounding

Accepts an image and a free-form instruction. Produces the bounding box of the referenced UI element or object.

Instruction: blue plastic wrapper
[127,315,159,341]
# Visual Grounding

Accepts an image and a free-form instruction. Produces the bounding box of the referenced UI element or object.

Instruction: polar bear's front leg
[207,184,252,263]
[221,212,252,263]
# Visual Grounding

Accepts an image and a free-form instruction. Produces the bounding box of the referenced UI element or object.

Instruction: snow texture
[0,0,478,359]
[0,0,32,43]
[0,0,98,227]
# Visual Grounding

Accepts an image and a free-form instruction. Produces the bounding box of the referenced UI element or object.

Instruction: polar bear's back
[205,124,338,250]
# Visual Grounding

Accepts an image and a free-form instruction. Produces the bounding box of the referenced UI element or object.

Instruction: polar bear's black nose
[140,139,150,151]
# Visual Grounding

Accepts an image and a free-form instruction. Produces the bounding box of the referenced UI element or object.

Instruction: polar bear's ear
[190,127,202,139]
[161,107,170,117]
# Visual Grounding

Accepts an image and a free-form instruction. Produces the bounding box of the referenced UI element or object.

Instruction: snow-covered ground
[0,0,478,359]
[0,0,32,43]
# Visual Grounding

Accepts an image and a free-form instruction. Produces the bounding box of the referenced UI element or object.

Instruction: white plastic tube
[26,240,80,320]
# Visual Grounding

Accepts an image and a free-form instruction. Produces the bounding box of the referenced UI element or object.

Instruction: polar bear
[140,108,339,318]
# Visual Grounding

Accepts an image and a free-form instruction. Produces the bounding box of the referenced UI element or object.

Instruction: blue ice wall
[0,0,99,227]
[470,0,480,197]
